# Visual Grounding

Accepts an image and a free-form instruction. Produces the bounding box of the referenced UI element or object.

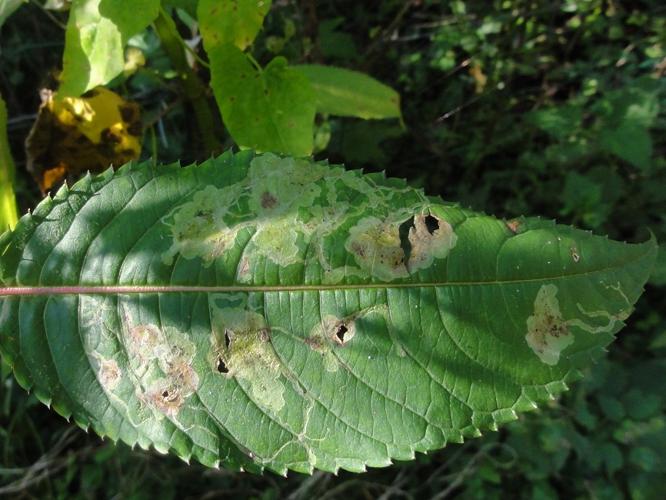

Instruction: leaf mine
[0,151,656,474]
[525,285,574,365]
[209,306,285,412]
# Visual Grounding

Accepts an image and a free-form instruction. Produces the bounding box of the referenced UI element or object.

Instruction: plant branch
[153,9,220,154]
[0,95,19,231]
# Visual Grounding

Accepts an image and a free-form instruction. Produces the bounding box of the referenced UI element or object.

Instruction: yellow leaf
[26,87,142,192]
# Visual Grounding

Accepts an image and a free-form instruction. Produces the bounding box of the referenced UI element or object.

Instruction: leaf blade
[208,46,315,156]
[293,64,402,120]
[58,0,160,97]
[198,0,272,51]
[0,152,656,474]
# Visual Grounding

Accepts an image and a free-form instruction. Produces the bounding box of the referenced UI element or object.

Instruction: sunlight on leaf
[208,45,315,156]
[0,151,656,474]
[199,0,272,51]
[294,65,402,120]
[58,0,160,96]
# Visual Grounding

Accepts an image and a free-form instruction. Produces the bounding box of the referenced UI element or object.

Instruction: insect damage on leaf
[162,184,245,266]
[345,213,457,281]
[162,153,455,283]
[209,303,285,412]
[0,150,656,475]
[93,354,122,392]
[526,282,635,365]
[306,306,388,372]
[122,316,199,418]
[525,284,573,365]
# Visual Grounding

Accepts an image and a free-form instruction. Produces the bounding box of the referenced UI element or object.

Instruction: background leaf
[58,0,160,96]
[198,0,272,51]
[0,0,25,28]
[0,152,656,474]
[0,94,18,230]
[208,45,315,155]
[294,65,402,120]
[599,124,652,171]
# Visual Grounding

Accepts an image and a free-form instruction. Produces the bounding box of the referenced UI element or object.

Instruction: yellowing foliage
[26,87,142,192]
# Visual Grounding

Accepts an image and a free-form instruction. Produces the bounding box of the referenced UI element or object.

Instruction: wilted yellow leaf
[26,87,142,192]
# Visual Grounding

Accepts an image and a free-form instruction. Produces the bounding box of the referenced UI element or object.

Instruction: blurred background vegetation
[1,0,665,498]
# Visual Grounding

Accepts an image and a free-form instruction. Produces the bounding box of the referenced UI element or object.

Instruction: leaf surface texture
[0,152,656,474]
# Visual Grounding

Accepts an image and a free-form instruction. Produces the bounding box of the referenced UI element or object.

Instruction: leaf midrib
[0,247,652,296]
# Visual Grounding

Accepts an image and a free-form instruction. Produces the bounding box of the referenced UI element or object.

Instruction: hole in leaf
[224,329,231,349]
[162,390,169,398]
[399,217,415,263]
[335,324,348,344]
[424,214,440,234]
[216,357,229,374]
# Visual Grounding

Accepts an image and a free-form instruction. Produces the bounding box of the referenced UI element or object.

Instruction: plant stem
[153,9,220,154]
[0,95,19,231]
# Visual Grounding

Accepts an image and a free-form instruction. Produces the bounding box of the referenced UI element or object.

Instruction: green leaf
[527,105,582,141]
[294,65,402,120]
[198,0,271,51]
[0,94,18,231]
[163,0,198,17]
[0,152,657,474]
[208,45,315,156]
[58,0,160,97]
[599,123,652,171]
[0,0,25,28]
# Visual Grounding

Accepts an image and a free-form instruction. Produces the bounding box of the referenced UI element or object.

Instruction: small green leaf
[599,442,623,475]
[198,0,272,51]
[598,395,626,422]
[294,65,402,120]
[629,446,659,472]
[208,45,315,155]
[599,123,652,171]
[527,105,582,141]
[624,389,662,420]
[59,0,160,96]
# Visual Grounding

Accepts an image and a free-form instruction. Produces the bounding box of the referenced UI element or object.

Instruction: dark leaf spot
[261,191,278,209]
[216,357,229,374]
[335,324,348,344]
[424,215,440,234]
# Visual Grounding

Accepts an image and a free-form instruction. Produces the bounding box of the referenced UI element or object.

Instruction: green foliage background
[0,0,664,498]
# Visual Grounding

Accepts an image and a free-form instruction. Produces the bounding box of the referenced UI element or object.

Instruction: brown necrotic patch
[96,356,122,392]
[346,212,457,281]
[260,191,278,209]
[525,285,574,365]
[122,318,199,418]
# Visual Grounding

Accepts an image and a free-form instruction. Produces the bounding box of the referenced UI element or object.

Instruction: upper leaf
[208,45,316,156]
[294,65,402,120]
[58,0,160,97]
[0,0,25,29]
[0,152,656,475]
[199,0,272,51]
